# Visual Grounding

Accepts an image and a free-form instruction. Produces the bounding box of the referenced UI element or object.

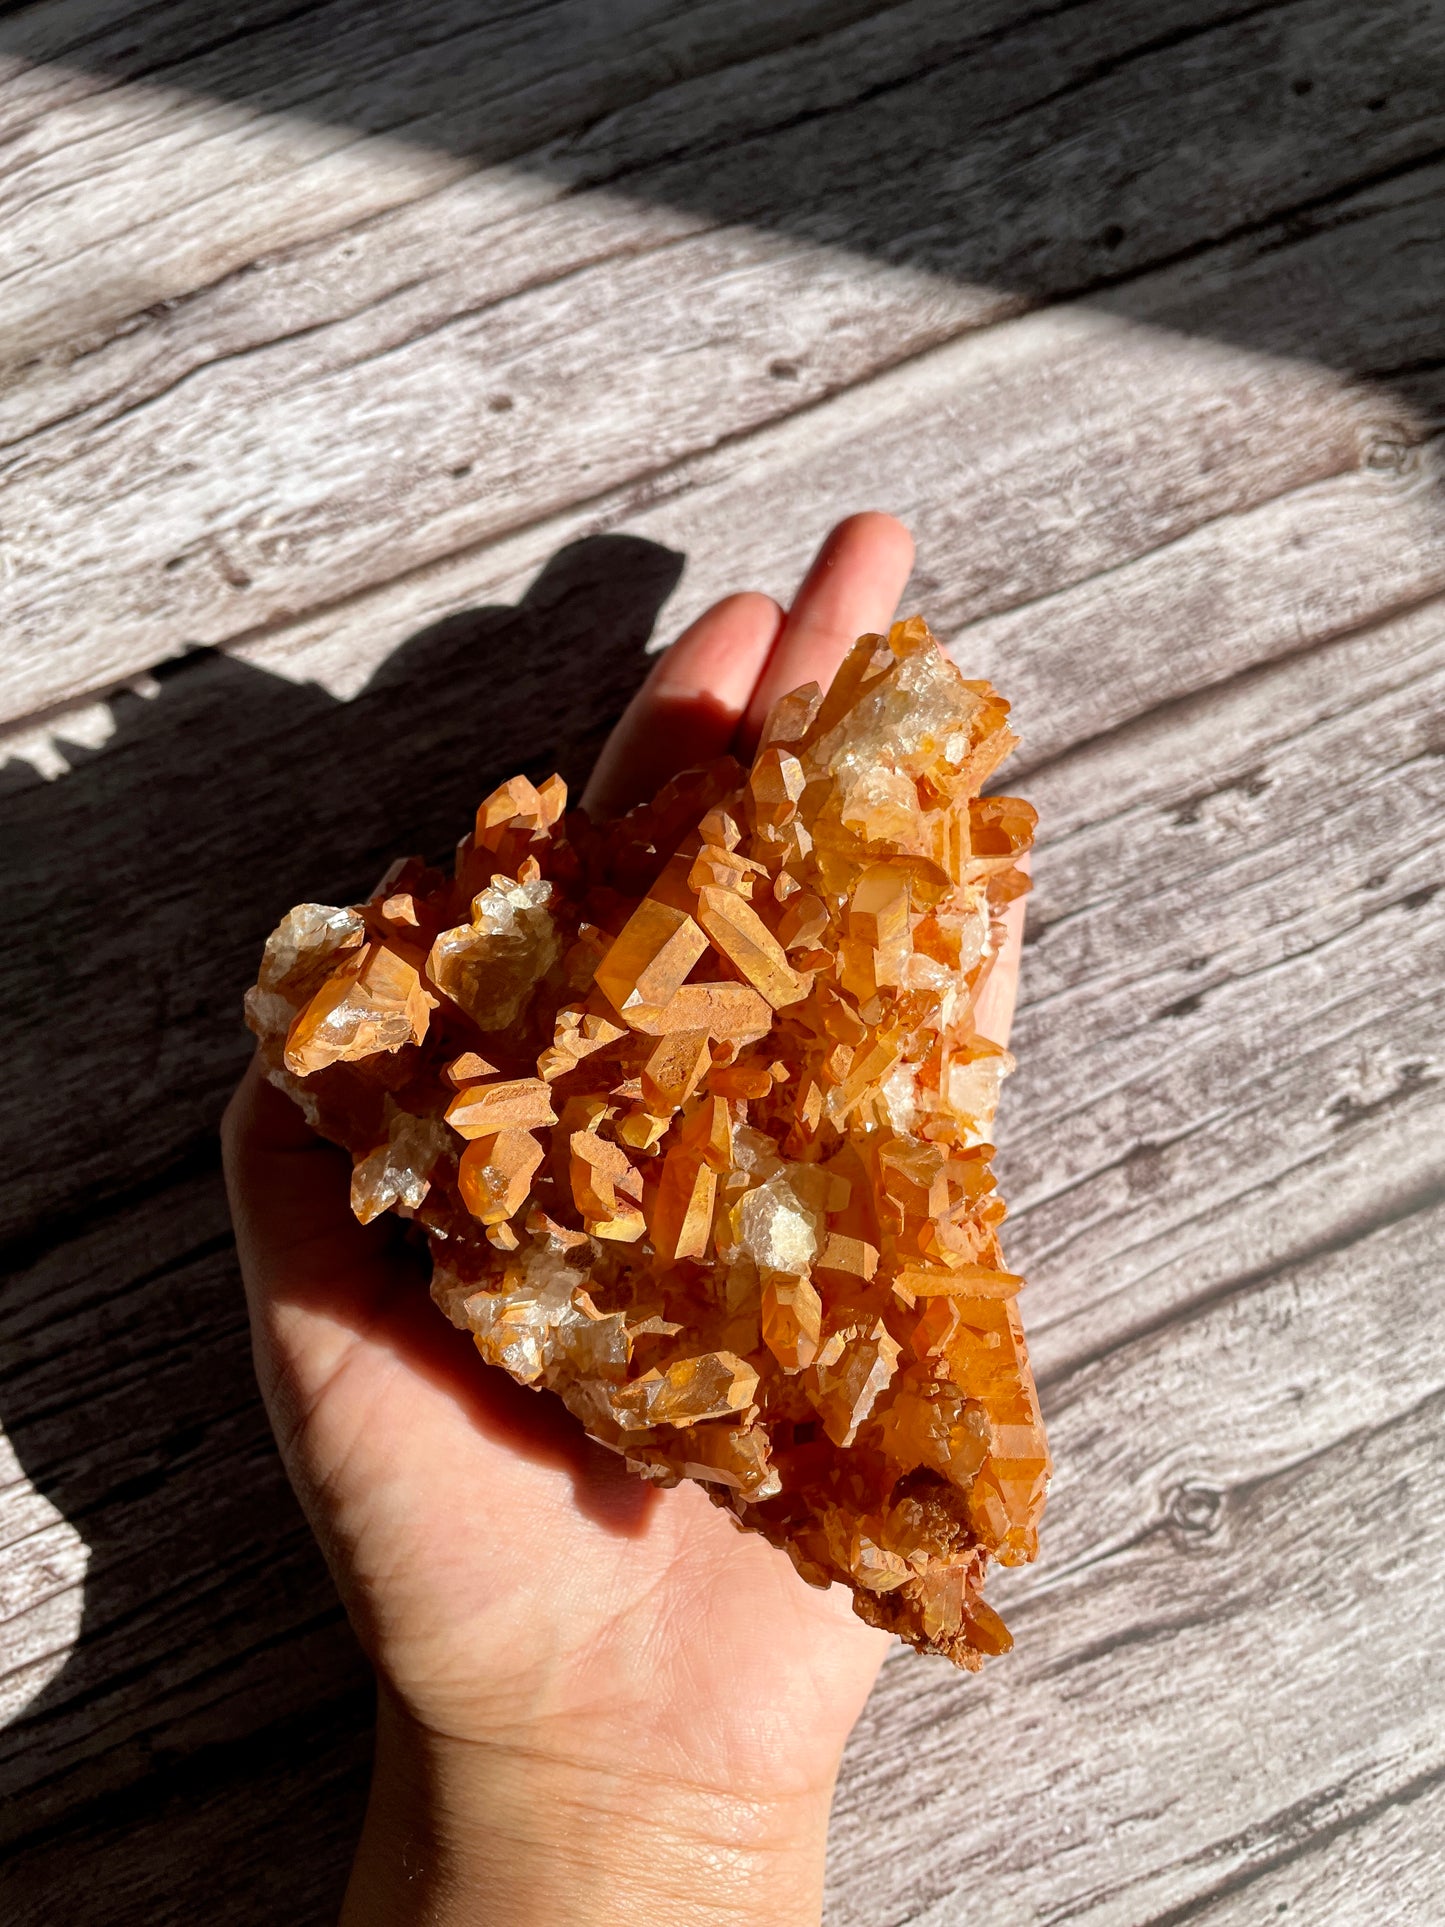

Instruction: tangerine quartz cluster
[245,617,1047,1667]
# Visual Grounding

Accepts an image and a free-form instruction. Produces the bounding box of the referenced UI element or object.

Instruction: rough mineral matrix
[246,617,1049,1667]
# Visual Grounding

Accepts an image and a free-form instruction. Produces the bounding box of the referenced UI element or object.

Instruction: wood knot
[1167,1480,1226,1546]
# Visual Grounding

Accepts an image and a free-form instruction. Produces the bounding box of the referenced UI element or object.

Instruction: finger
[737,511,915,755]
[221,1055,400,1327]
[224,1054,475,1453]
[222,1060,627,1491]
[582,591,783,818]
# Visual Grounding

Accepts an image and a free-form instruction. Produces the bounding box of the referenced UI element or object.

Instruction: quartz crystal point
[245,616,1047,1667]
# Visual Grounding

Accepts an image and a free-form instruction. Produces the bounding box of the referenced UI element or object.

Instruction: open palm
[222,514,1025,1922]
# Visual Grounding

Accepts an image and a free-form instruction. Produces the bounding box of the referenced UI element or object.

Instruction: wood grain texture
[4,0,1444,725]
[1,2,1442,1922]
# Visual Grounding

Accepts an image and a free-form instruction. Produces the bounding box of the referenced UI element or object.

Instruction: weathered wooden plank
[1170,1775,1445,1924]
[824,1209,1445,1925]
[0,217,978,718]
[158,147,1445,750]
[1,1690,370,1927]
[2,635,1441,1911]
[0,1507,86,1722]
[0,530,693,1245]
[229,241,1435,715]
[6,496,1436,1304]
[9,255,1438,782]
[1,3,1442,1916]
[1017,1015,1445,1382]
[6,0,1434,391]
[994,610,1445,1365]
[5,1107,1440,1916]
[2,1,1441,726]
[1007,646,1442,1044]
[0,1168,369,1858]
[1032,1196,1445,1575]
[589,0,1445,313]
[961,461,1445,775]
[1,477,1437,1917]
[1019,583,1445,838]
[0,0,895,360]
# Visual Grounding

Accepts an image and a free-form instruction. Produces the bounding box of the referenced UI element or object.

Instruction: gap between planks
[2,9,1445,724]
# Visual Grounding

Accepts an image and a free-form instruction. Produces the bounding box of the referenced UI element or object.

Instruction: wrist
[341,1684,837,1927]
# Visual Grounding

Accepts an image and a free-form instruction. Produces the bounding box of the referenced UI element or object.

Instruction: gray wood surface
[2,3,1442,1921]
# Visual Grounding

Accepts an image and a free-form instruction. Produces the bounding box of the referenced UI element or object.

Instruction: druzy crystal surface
[246,618,1047,1666]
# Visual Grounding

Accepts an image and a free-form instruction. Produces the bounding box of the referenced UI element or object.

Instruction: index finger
[736,512,915,755]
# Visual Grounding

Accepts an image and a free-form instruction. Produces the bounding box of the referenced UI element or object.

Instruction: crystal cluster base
[246,618,1048,1667]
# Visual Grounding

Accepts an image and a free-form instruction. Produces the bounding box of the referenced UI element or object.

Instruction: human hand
[222,513,1025,1927]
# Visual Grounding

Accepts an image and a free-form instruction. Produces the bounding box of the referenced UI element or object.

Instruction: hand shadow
[0,532,683,1922]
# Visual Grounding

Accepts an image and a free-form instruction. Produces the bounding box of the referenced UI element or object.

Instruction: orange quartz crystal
[245,616,1047,1667]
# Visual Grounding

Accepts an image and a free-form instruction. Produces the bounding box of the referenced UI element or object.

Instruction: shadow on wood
[0,532,683,1924]
[2,0,1440,406]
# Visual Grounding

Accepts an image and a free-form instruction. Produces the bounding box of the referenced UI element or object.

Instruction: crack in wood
[1037,1182,1445,1394]
[1135,1753,1445,1926]
[1010,575,1445,790]
[1,7,1441,1916]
